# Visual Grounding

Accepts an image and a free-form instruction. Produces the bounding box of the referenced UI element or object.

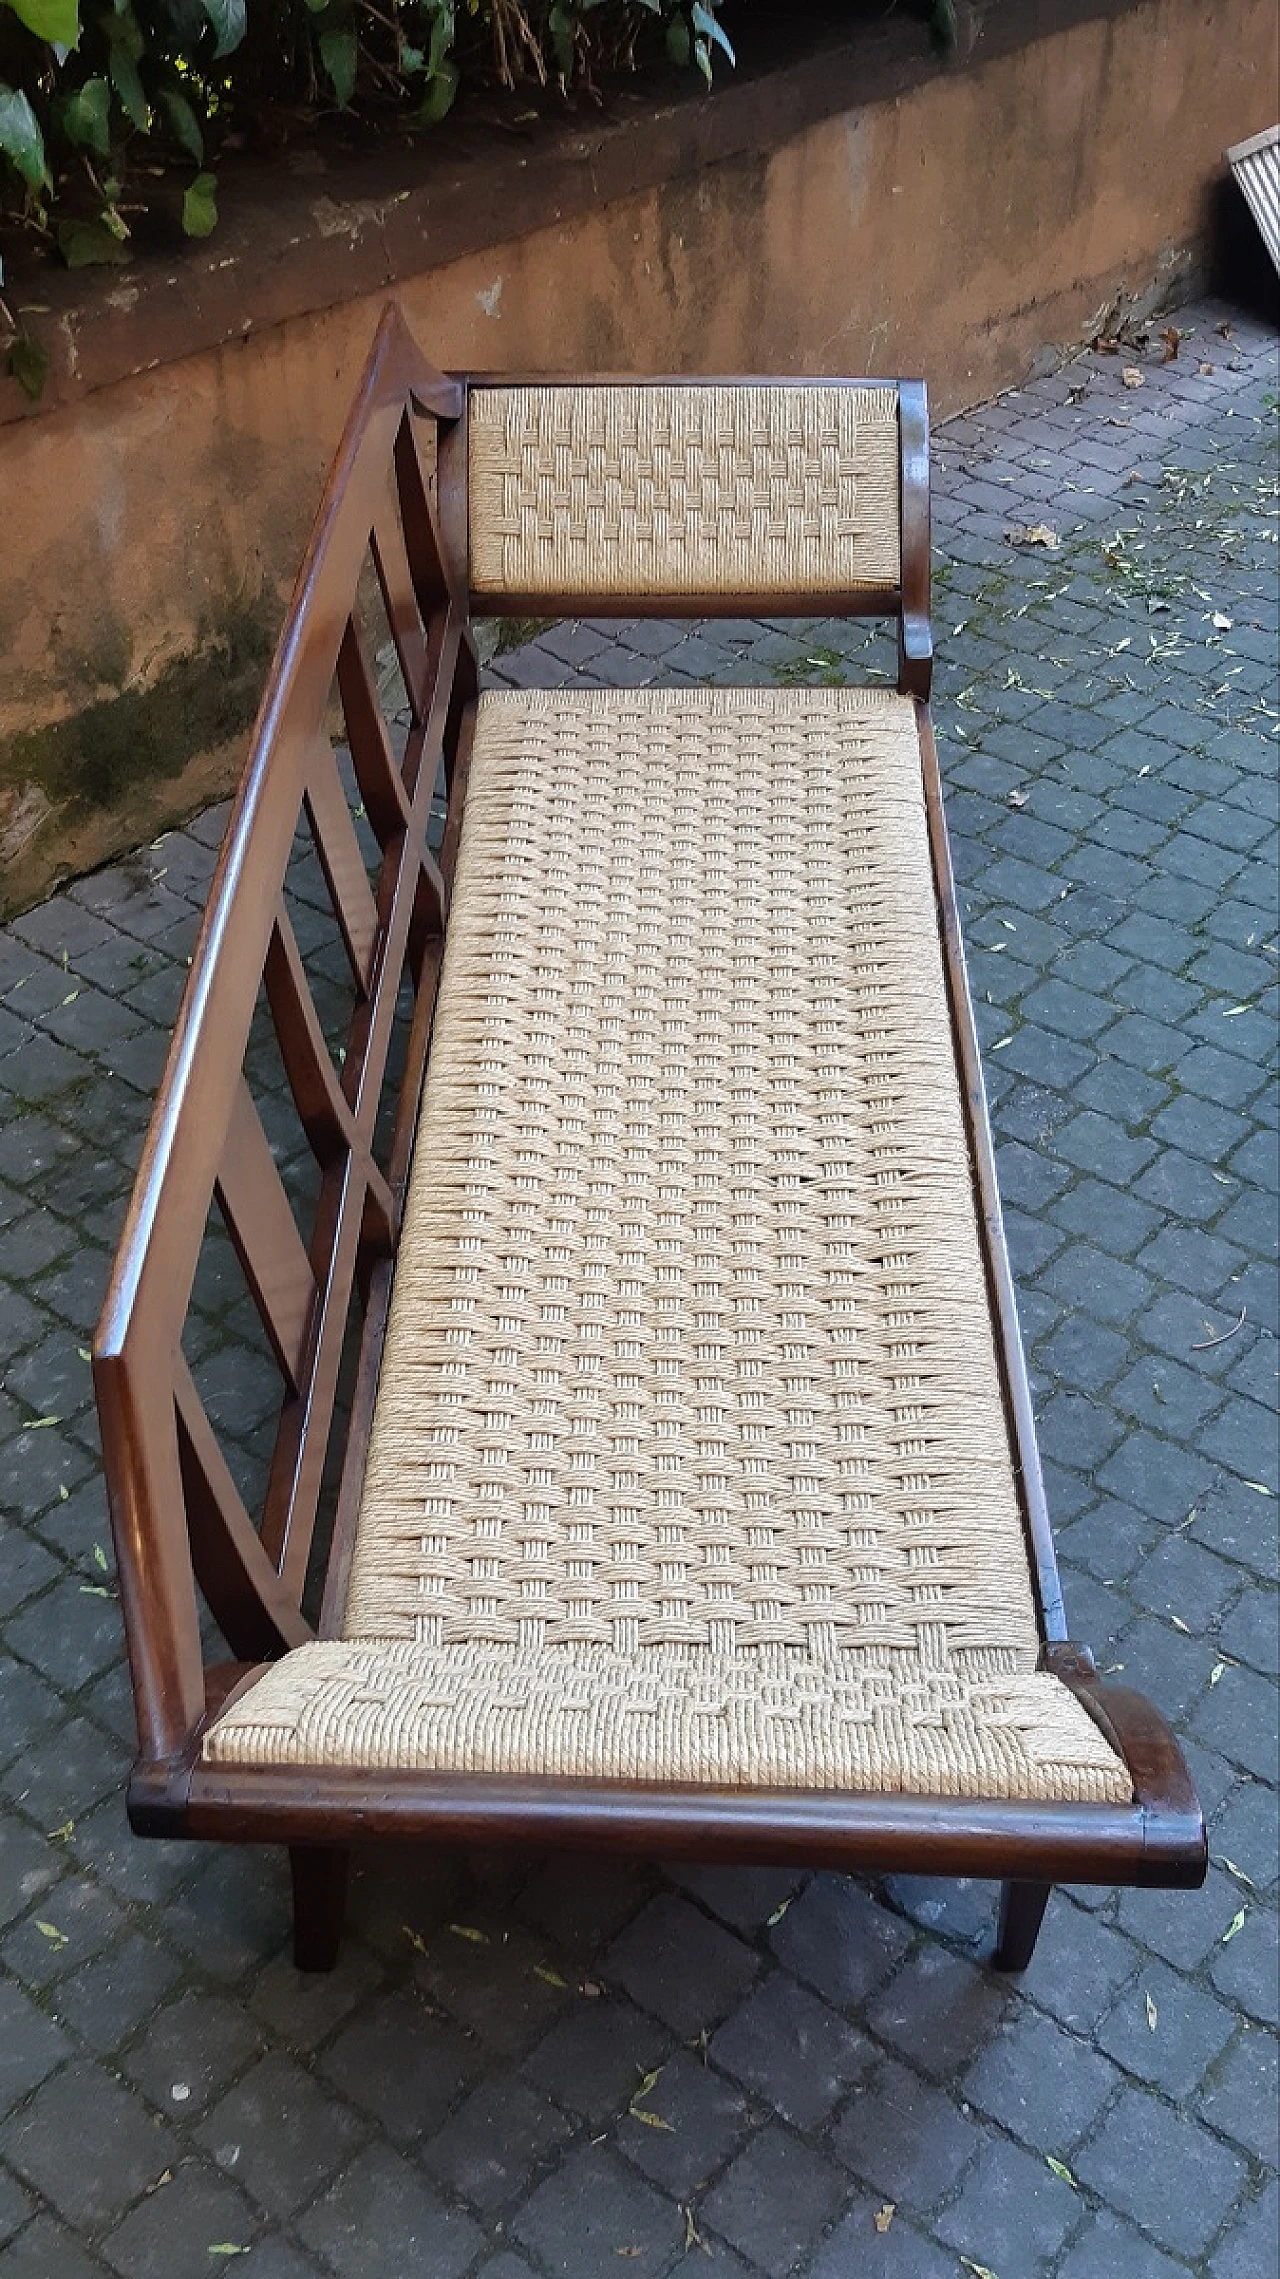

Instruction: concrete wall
[1,0,1275,912]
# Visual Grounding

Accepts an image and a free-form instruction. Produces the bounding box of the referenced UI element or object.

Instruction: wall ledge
[2,0,1143,427]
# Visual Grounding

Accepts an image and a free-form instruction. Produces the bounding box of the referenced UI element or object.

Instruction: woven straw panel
[205,689,1129,1804]
[467,384,901,599]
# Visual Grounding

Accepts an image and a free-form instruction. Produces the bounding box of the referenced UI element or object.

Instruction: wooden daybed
[93,308,1206,1973]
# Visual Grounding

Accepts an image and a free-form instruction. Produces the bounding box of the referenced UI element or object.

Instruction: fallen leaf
[35,1921,68,1948]
[1008,788,1029,808]
[46,1819,74,1844]
[447,1922,490,1945]
[93,1543,109,1571]
[1211,612,1234,631]
[80,1584,113,1598]
[1122,367,1145,388]
[402,1924,427,1954]
[145,2171,172,2194]
[991,1036,1013,1051]
[875,2202,896,2233]
[1160,327,1182,363]
[24,1416,59,1430]
[1217,320,1234,339]
[960,2261,1000,2279]
[1046,2157,1078,2189]
[1145,1990,1158,2032]
[1169,1616,1191,1635]
[1210,1663,1227,1687]
[1222,1908,1247,1944]
[533,1964,567,1990]
[1221,1858,1255,1890]
[1199,361,1214,376]
[1005,523,1061,549]
[1222,1004,1251,1018]
[682,2203,712,2256]
[632,2066,664,2104]
[766,1896,793,1927]
[628,2103,675,2131]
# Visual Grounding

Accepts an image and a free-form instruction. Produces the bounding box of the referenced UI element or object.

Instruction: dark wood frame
[94,305,1205,1973]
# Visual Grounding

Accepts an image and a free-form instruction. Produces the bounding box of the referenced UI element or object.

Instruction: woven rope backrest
[467,382,902,605]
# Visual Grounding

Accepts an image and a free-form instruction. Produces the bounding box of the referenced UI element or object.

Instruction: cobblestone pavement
[0,296,1276,2279]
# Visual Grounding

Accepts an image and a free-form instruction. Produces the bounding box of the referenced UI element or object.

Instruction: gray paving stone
[1211,2180,1280,2279]
[1128,1533,1240,1631]
[1196,2023,1280,2166]
[768,1873,913,2010]
[196,2053,367,2219]
[1218,1585,1279,1677]
[1016,1898,1139,2032]
[809,2198,959,2279]
[961,2005,1119,2154]
[1074,2081,1250,2254]
[865,1943,1011,2082]
[1191,1660,1279,1784]
[298,2143,483,2279]
[1094,1431,1216,1523]
[517,1853,654,1952]
[1096,1958,1236,2095]
[701,2123,848,2276]
[605,1893,761,2038]
[709,1969,869,2129]
[51,1931,183,2055]
[1058,2212,1189,2279]
[831,2051,981,2212]
[423,2074,573,2213]
[121,1988,266,2117]
[522,1994,671,2127]
[2,2215,105,2279]
[934,2130,1080,2279]
[318,1988,477,2139]
[0,1977,73,2116]
[666,1861,805,1937]
[513,2143,683,2279]
[1208,1908,1280,2027]
[612,2046,753,2198]
[5,2060,177,2226]
[101,2160,262,2279]
[1,1867,126,1989]
[415,1916,573,2056]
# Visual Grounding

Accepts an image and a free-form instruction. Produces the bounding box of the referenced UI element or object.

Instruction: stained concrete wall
[1,0,1274,911]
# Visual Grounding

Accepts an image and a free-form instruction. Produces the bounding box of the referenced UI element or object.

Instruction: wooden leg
[993,1878,1051,1971]
[289,1845,348,1972]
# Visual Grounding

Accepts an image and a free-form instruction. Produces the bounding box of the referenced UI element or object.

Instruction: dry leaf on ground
[1005,523,1060,549]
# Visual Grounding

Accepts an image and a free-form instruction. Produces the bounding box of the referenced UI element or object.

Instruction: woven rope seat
[204,685,1129,1807]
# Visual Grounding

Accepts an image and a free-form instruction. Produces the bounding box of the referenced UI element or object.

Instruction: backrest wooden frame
[95,309,477,1763]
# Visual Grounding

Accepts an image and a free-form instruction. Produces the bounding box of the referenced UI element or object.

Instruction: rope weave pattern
[205,690,1129,1802]
[468,385,902,599]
